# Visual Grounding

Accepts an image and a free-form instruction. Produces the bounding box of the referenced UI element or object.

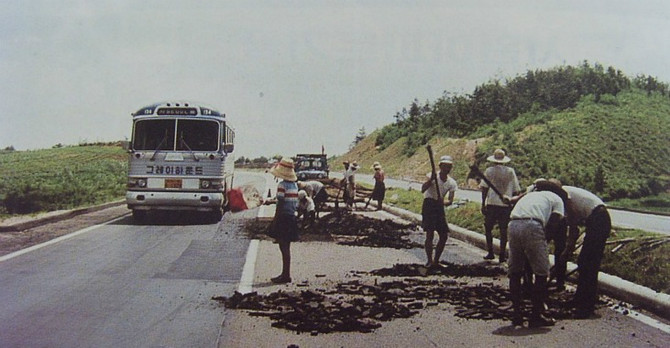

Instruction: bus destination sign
[157,107,198,116]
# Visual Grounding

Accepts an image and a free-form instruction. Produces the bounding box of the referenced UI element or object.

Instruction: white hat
[270,157,297,181]
[298,190,307,199]
[439,155,453,164]
[487,148,511,164]
[350,161,359,170]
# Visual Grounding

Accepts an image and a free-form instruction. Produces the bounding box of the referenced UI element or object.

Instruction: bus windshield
[133,119,220,151]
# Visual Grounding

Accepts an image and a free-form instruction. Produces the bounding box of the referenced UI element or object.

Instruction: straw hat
[270,157,297,181]
[371,161,382,170]
[350,161,359,170]
[487,148,511,164]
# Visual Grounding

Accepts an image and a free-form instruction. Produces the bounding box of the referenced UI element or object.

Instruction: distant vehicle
[125,101,235,222]
[295,154,329,180]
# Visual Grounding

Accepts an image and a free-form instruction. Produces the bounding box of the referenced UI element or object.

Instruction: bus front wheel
[132,209,147,223]
[210,208,223,223]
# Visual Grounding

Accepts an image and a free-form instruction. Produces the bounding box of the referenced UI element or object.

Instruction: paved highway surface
[0,171,667,347]
[0,173,266,347]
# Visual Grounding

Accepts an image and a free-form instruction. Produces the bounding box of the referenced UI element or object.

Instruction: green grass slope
[0,145,127,216]
[477,90,670,200]
[340,89,670,202]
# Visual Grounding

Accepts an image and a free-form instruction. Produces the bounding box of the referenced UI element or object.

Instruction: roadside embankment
[382,203,670,320]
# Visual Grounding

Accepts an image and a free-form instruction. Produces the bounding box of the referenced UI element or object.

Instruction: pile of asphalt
[247,213,421,249]
[370,262,506,278]
[214,262,588,335]
[305,213,422,249]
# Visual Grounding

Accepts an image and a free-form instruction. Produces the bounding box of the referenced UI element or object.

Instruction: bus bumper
[126,191,224,211]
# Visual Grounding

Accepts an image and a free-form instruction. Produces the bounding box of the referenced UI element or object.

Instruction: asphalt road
[354,173,670,235]
[1,171,668,347]
[0,172,266,347]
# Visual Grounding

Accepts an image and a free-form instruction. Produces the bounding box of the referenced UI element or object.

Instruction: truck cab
[295,154,329,181]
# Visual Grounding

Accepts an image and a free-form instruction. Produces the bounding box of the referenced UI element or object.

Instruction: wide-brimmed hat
[371,161,382,170]
[270,157,297,181]
[439,155,453,165]
[487,148,511,164]
[350,161,359,170]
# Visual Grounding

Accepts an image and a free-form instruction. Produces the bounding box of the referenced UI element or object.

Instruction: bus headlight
[127,178,148,188]
[200,180,211,189]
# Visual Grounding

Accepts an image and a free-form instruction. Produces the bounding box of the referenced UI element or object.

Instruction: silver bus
[125,101,235,222]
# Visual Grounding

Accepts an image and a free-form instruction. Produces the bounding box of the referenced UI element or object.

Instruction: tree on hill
[350,127,367,150]
[375,61,663,152]
[366,62,669,200]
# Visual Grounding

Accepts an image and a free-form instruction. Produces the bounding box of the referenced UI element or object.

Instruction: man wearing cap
[421,155,457,268]
[266,157,300,284]
[559,186,611,319]
[480,148,521,263]
[507,182,567,327]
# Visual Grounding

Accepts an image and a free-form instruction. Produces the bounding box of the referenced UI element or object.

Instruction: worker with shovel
[479,148,521,263]
[507,180,567,328]
[365,161,386,211]
[297,180,328,218]
[421,153,457,268]
[559,186,611,319]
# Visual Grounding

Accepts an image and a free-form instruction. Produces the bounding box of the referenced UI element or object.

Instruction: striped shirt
[276,180,299,216]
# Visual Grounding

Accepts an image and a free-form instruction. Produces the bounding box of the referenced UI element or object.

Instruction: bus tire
[210,208,223,222]
[132,209,147,223]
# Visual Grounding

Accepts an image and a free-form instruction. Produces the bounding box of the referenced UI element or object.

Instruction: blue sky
[1,1,669,158]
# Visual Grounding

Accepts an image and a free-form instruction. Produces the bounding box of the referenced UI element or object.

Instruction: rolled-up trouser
[508,219,550,277]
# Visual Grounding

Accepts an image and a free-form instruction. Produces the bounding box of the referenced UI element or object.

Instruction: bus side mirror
[223,143,234,153]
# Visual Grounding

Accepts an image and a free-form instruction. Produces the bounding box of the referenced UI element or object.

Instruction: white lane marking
[0,215,127,263]
[238,239,259,294]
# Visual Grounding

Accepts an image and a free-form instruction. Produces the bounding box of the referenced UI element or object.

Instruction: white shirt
[510,191,564,227]
[563,186,605,223]
[343,168,356,184]
[302,180,324,197]
[423,173,457,201]
[298,196,315,212]
[480,165,521,207]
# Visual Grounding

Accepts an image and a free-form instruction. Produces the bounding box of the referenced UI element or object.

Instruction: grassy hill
[335,89,670,205]
[0,145,127,216]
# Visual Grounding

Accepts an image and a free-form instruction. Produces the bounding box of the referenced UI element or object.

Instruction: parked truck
[294,154,329,181]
